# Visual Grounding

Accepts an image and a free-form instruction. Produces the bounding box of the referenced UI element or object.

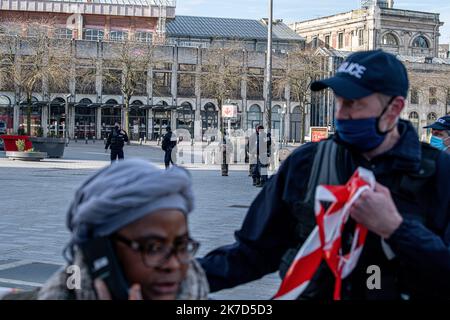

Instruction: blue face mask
[430,136,449,151]
[335,117,387,152]
[335,97,396,152]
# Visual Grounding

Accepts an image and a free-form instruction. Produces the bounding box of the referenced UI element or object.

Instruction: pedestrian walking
[105,122,129,164]
[162,127,177,169]
[248,126,259,181]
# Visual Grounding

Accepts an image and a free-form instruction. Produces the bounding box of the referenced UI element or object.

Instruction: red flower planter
[0,135,33,152]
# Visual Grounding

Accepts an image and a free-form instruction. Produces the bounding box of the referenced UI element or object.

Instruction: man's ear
[389,96,405,118]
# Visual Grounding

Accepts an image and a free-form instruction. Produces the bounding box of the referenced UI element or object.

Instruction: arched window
[152,101,171,140]
[51,97,65,106]
[290,106,301,142]
[0,95,12,131]
[78,98,93,106]
[101,99,121,138]
[382,33,399,46]
[128,100,146,140]
[157,101,169,107]
[271,105,281,131]
[0,95,11,107]
[75,98,96,139]
[409,111,420,133]
[129,100,144,117]
[49,97,66,137]
[177,102,194,138]
[412,36,429,48]
[104,99,119,107]
[247,104,262,130]
[201,103,218,140]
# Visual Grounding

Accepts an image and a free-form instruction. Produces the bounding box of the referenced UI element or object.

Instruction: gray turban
[66,159,194,249]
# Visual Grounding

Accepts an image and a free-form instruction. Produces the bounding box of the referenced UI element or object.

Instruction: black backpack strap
[280,139,346,279]
[303,139,341,204]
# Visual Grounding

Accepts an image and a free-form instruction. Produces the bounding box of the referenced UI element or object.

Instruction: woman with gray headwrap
[37,159,209,300]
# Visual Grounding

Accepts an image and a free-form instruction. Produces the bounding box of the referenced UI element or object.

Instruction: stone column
[69,41,76,139]
[147,61,153,140]
[96,44,103,140]
[96,107,102,140]
[241,50,248,131]
[171,46,178,132]
[69,104,75,138]
[13,104,20,133]
[147,108,153,140]
[194,48,202,142]
[42,104,48,137]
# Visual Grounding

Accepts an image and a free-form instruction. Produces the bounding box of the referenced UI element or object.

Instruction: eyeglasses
[112,233,200,268]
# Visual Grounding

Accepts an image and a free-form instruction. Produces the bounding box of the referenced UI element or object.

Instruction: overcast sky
[176,0,450,43]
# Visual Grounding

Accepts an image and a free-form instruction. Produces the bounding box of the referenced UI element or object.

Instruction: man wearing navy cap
[200,50,450,299]
[424,116,450,153]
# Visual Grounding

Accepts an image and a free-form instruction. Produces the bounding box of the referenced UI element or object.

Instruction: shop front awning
[100,104,123,108]
[74,102,101,108]
[143,105,177,111]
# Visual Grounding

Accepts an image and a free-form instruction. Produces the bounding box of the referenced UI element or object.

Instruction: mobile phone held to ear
[79,237,130,300]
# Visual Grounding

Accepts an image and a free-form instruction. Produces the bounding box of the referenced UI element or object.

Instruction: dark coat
[199,120,450,299]
[105,127,129,151]
[162,131,177,152]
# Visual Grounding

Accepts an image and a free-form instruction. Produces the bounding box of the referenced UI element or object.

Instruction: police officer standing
[250,125,271,188]
[199,50,450,299]
[105,122,129,163]
[162,126,177,169]
[248,125,259,184]
[424,115,450,154]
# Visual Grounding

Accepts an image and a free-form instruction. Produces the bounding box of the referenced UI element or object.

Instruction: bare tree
[0,18,72,135]
[274,48,325,143]
[102,40,153,133]
[75,58,98,95]
[200,45,243,175]
[200,46,242,134]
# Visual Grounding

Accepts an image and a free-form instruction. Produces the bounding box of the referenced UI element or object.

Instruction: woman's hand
[94,279,143,300]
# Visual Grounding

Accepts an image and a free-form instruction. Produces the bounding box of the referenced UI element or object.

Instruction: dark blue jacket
[105,127,128,150]
[199,120,450,299]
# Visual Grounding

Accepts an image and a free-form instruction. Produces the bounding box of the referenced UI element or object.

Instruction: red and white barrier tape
[274,167,375,300]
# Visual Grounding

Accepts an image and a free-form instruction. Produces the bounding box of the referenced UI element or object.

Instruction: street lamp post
[264,0,273,133]
[65,93,73,146]
[281,103,287,148]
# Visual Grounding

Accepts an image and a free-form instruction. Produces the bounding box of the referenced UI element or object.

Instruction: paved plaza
[0,141,281,299]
